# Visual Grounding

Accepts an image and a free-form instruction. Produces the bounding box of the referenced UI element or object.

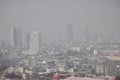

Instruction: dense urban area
[0,27,120,80]
[0,0,120,80]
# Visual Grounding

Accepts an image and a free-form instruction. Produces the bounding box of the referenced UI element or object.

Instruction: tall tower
[11,27,22,48]
[84,26,90,43]
[24,33,31,49]
[67,24,73,43]
[30,31,40,55]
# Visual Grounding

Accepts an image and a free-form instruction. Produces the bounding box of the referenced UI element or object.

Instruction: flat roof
[106,56,120,61]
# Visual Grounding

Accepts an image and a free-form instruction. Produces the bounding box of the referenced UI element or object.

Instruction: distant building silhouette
[11,27,22,48]
[67,24,73,43]
[92,34,98,43]
[84,26,90,43]
[24,33,31,49]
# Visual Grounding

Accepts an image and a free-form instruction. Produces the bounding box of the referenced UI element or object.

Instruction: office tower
[39,33,42,45]
[29,31,40,55]
[67,24,73,43]
[84,26,90,43]
[109,33,113,43]
[11,27,22,48]
[24,33,31,49]
[92,34,98,43]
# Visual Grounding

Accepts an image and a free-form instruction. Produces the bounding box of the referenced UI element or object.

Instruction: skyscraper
[24,33,31,49]
[29,31,40,55]
[84,26,90,43]
[11,27,22,48]
[67,24,73,43]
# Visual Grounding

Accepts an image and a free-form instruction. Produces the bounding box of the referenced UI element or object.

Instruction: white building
[29,31,40,55]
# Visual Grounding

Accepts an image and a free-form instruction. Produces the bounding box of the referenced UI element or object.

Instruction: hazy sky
[0,0,120,43]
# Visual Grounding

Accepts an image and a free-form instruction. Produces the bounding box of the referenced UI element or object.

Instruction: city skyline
[0,0,120,44]
[1,0,120,80]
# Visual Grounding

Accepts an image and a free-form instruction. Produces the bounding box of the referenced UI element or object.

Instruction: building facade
[11,27,22,48]
[29,31,40,55]
[67,24,73,43]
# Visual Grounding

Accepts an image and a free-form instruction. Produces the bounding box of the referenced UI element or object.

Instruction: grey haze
[0,0,120,43]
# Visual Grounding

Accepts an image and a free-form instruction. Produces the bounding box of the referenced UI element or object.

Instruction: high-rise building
[11,27,22,48]
[24,33,31,49]
[29,31,40,55]
[67,24,73,43]
[84,26,90,43]
[92,34,98,43]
